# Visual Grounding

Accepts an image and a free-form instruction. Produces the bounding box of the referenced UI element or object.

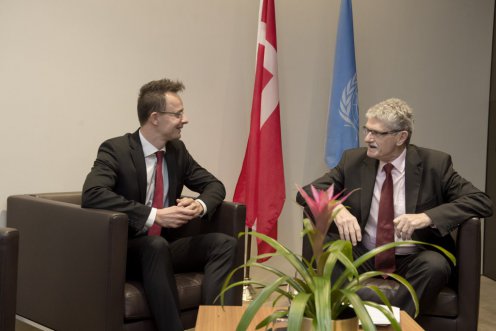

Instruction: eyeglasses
[362,126,402,137]
[158,110,184,119]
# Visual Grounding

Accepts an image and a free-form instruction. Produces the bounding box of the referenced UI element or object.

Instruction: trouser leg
[171,233,237,305]
[394,250,451,316]
[201,233,237,304]
[127,235,183,331]
[324,234,451,317]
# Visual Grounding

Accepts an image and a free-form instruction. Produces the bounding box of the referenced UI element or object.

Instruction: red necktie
[148,151,164,236]
[375,163,396,273]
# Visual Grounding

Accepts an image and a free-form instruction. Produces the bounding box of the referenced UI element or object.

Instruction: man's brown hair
[137,78,185,125]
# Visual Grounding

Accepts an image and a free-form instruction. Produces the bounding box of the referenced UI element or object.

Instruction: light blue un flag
[325,0,359,168]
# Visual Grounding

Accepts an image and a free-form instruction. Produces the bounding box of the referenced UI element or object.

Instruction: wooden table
[195,306,425,331]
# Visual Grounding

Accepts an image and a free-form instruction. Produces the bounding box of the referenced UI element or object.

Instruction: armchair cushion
[124,273,204,321]
[124,282,151,321]
[423,287,457,317]
[175,273,204,310]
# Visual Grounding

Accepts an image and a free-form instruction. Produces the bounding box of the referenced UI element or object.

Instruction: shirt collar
[380,147,406,173]
[138,130,166,158]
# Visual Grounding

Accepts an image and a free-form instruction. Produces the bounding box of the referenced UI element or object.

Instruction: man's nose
[364,131,374,143]
[181,113,189,124]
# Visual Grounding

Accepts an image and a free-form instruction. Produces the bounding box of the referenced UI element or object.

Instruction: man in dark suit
[82,78,237,331]
[297,98,493,316]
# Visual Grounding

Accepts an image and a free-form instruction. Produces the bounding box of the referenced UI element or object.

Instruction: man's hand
[393,213,432,240]
[176,197,204,217]
[154,204,198,228]
[334,205,362,246]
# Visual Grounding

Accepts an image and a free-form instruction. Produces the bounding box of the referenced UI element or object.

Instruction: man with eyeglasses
[297,98,493,316]
[82,78,237,331]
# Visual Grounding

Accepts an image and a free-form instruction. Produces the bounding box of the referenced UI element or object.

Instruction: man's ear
[397,131,409,145]
[150,112,159,125]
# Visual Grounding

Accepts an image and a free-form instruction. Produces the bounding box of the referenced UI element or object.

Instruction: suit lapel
[405,145,422,214]
[360,156,378,222]
[165,142,178,203]
[129,130,147,204]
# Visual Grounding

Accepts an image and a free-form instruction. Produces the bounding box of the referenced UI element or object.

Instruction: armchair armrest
[455,217,481,331]
[7,194,128,331]
[208,201,246,305]
[210,201,246,304]
[0,227,19,331]
[208,201,246,237]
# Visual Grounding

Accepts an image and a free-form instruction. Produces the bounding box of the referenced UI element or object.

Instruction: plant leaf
[287,292,311,331]
[322,240,357,280]
[354,240,456,267]
[363,301,401,331]
[339,289,376,331]
[349,270,419,318]
[244,231,315,288]
[313,277,332,331]
[236,276,288,331]
[248,261,306,294]
[217,264,248,305]
[255,309,288,330]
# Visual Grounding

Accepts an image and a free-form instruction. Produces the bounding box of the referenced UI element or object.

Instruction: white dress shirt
[362,148,418,255]
[139,131,169,229]
[139,131,207,230]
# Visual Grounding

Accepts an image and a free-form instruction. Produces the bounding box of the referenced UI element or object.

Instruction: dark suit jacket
[82,130,226,238]
[297,145,493,253]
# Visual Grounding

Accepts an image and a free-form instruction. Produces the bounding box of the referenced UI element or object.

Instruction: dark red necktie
[148,151,164,236]
[375,163,396,273]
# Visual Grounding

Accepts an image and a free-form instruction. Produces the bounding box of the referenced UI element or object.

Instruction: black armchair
[0,227,19,331]
[302,217,482,331]
[7,192,245,331]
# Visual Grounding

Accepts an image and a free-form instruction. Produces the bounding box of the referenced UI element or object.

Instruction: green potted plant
[219,185,455,331]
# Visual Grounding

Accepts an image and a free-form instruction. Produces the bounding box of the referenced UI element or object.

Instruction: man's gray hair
[366,98,414,142]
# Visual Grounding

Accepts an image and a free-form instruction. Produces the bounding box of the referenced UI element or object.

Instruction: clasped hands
[334,205,432,246]
[154,197,204,228]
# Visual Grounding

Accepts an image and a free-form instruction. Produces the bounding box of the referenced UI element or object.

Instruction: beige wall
[1,0,493,277]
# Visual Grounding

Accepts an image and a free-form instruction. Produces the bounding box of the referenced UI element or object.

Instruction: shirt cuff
[145,207,158,229]
[196,199,207,217]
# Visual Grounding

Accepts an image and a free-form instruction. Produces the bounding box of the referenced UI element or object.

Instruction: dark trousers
[126,232,237,331]
[327,234,452,317]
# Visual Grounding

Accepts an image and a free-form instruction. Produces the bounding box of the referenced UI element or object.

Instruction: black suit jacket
[82,130,226,238]
[297,145,493,253]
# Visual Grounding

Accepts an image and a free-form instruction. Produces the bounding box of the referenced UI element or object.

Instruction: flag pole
[242,226,256,302]
[236,0,285,301]
[325,0,359,168]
